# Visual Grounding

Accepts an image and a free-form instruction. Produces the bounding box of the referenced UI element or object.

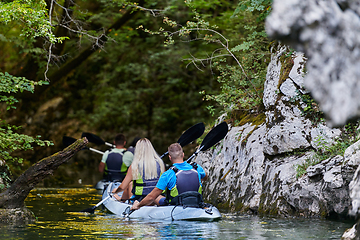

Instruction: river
[0,187,354,239]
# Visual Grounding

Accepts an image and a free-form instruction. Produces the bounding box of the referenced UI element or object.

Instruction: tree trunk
[0,137,88,209]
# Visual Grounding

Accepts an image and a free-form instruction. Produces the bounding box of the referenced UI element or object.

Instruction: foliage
[0,0,62,43]
[292,92,325,125]
[138,0,272,117]
[72,1,219,153]
[296,121,360,178]
[201,0,271,116]
[0,72,47,109]
[0,72,53,188]
[0,0,275,182]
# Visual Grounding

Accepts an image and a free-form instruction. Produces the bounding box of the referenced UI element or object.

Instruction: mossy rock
[0,207,36,225]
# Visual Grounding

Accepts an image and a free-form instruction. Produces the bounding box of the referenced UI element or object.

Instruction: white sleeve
[101,150,110,163]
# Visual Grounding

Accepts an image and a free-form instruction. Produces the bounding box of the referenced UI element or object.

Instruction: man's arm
[99,151,109,173]
[131,187,163,210]
[197,164,208,181]
[112,165,133,194]
[122,151,134,167]
[202,172,208,181]
[98,162,105,173]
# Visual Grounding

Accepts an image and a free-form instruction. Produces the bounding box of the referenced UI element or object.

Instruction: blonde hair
[168,143,183,160]
[131,138,165,180]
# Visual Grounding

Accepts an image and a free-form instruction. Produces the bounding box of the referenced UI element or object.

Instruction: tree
[138,0,272,119]
[0,73,52,189]
[0,0,146,183]
[0,0,273,184]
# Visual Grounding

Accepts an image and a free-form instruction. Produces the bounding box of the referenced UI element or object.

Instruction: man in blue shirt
[131,143,207,210]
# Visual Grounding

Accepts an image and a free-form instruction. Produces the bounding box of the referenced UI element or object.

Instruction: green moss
[257,193,268,214]
[231,110,266,127]
[217,199,231,211]
[277,51,295,89]
[232,198,245,212]
[258,195,289,217]
[318,201,328,219]
[230,110,266,147]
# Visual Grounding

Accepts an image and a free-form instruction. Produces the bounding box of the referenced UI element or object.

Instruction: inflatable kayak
[94,179,123,190]
[94,179,111,190]
[101,182,222,221]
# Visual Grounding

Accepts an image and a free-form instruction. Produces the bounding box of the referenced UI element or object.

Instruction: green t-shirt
[122,150,134,167]
[101,148,134,167]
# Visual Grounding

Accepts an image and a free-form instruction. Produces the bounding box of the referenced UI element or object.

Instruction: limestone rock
[200,45,354,220]
[266,0,360,127]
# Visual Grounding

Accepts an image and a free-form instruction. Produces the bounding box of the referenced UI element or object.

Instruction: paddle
[62,136,104,155]
[81,132,116,148]
[125,122,227,217]
[80,123,205,215]
[80,195,111,214]
[186,121,228,163]
[121,122,205,217]
[160,122,205,159]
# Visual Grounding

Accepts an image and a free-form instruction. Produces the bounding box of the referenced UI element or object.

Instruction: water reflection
[0,187,354,239]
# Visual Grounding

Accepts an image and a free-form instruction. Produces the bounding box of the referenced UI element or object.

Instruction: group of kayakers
[99,134,207,211]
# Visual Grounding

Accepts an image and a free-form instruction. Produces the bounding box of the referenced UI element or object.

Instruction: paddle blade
[160,122,205,159]
[80,206,96,214]
[81,132,106,146]
[63,136,76,148]
[200,121,228,151]
[177,122,205,147]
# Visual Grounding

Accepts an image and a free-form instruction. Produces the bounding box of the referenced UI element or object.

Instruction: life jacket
[132,162,161,197]
[127,146,135,154]
[104,149,128,181]
[166,163,203,206]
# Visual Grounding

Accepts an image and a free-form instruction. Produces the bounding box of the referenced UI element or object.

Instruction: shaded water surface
[0,187,354,239]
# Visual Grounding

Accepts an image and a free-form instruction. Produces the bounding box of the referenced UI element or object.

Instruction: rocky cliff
[199,45,358,221]
[265,0,360,128]
[200,0,360,238]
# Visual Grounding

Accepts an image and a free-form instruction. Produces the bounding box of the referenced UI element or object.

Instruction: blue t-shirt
[155,162,206,191]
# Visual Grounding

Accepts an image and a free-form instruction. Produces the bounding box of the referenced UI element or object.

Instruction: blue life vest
[104,149,128,181]
[127,146,135,154]
[166,163,202,204]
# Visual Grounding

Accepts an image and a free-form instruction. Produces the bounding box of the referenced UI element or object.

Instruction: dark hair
[114,134,126,146]
[130,137,141,147]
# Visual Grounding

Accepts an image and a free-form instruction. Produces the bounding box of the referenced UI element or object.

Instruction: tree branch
[0,138,88,209]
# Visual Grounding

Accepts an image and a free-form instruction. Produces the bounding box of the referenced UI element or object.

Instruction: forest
[0,0,271,187]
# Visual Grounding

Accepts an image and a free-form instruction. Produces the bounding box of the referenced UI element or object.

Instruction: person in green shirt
[98,133,134,182]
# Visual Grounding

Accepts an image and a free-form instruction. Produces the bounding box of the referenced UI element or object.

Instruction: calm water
[0,187,354,239]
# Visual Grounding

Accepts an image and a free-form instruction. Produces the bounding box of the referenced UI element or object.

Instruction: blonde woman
[112,138,165,202]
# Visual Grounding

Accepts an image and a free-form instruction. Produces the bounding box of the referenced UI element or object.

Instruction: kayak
[94,179,122,191]
[94,179,110,190]
[101,182,222,221]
